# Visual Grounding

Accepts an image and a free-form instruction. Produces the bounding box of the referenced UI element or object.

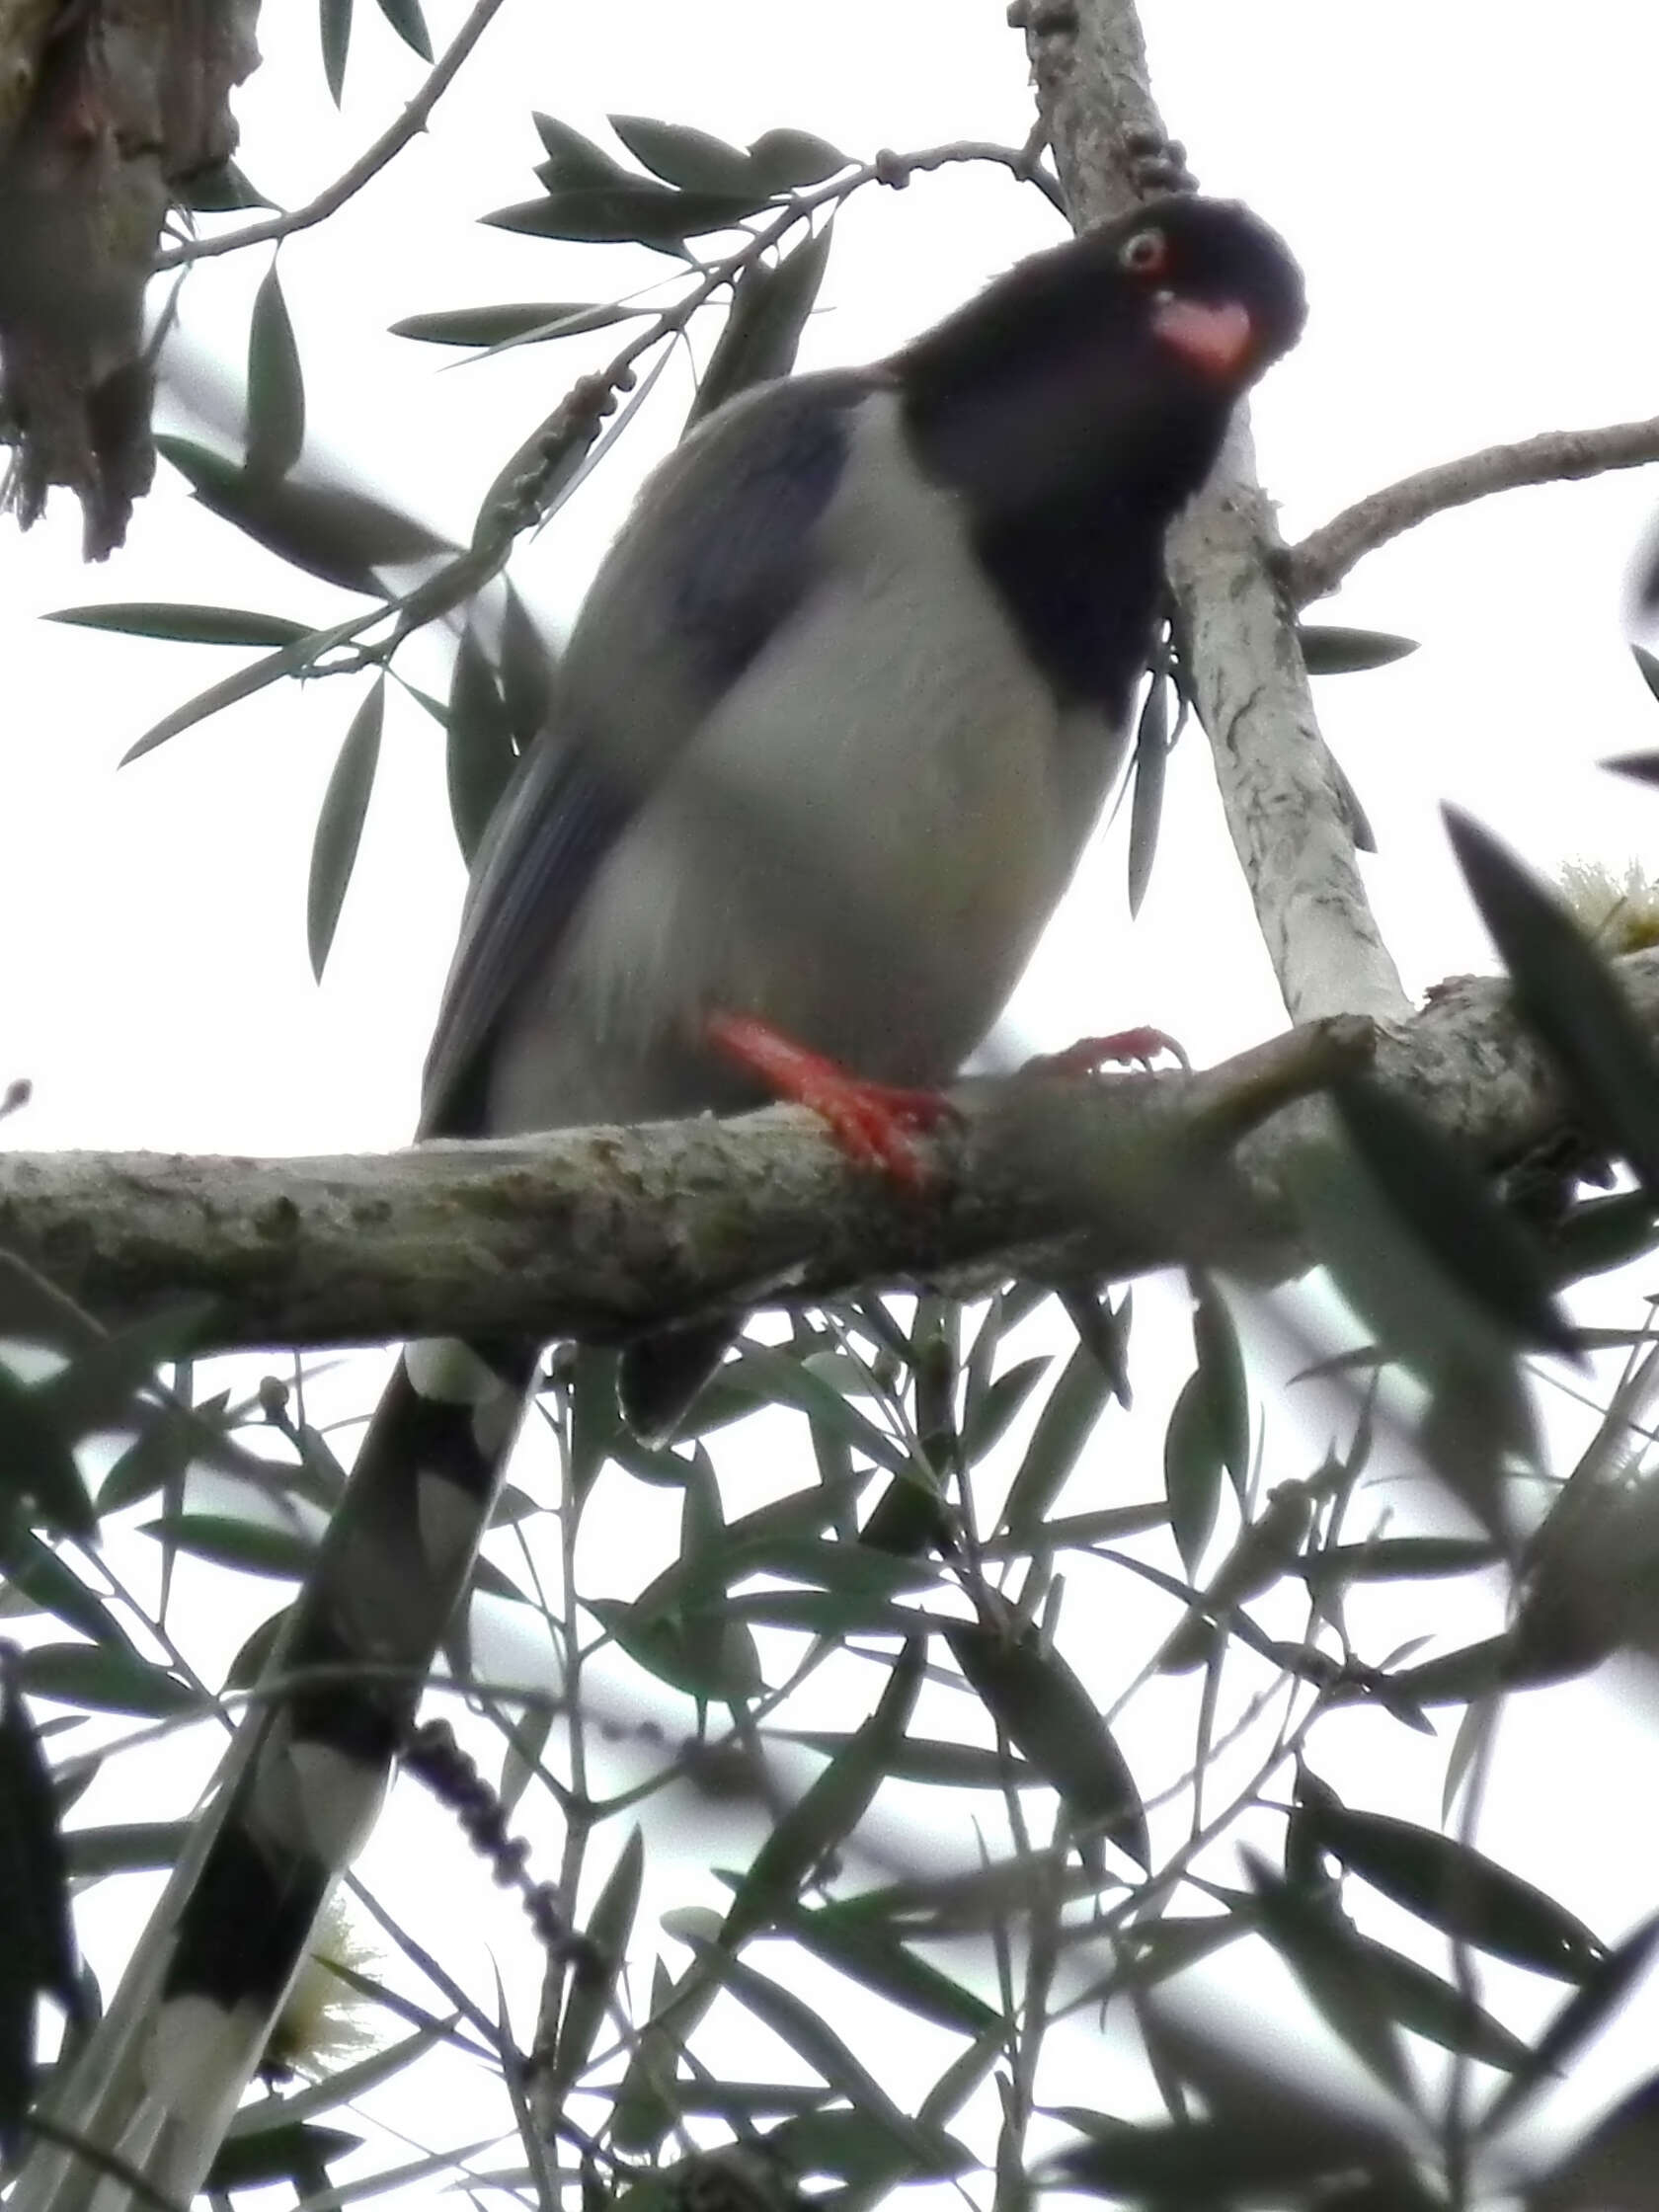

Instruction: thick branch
[1019,0,1409,1025]
[1286,414,1659,606]
[2,961,1653,1352]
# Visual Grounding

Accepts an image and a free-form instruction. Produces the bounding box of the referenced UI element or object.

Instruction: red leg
[706,1012,955,1186]
[1026,1025,1191,1076]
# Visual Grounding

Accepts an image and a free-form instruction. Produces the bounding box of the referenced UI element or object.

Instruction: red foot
[1026,1025,1191,1076]
[707,1012,954,1186]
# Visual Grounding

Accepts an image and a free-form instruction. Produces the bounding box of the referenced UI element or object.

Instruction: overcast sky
[7,1,1659,2193]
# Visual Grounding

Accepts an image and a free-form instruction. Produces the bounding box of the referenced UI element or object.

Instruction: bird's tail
[11,1335,537,2212]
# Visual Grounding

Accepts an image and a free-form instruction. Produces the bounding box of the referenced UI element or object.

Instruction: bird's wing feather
[421,368,871,1136]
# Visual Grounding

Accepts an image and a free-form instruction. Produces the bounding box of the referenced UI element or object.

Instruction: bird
[11,191,1304,2212]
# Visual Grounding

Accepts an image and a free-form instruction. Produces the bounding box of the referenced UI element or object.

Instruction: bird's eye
[1120,227,1167,276]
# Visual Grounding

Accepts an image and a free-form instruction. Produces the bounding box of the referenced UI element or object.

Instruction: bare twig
[154,0,512,273]
[1286,414,1659,606]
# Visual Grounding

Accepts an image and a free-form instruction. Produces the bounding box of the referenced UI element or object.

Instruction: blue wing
[420,367,869,1137]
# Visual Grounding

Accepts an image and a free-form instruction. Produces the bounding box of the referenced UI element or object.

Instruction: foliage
[7,11,1659,2212]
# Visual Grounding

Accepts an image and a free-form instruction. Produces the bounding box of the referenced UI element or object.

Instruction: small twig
[154,0,512,273]
[1286,414,1659,606]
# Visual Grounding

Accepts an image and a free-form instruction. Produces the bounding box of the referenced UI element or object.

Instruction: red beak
[1151,296,1255,381]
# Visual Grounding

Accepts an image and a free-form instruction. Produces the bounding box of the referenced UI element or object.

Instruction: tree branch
[1018,0,1410,1025]
[3,959,1652,1353]
[153,0,512,272]
[1285,414,1659,607]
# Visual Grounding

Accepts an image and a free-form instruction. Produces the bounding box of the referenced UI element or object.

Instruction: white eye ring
[1120,227,1167,275]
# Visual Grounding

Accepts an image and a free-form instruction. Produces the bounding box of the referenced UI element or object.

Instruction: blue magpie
[14,193,1303,2212]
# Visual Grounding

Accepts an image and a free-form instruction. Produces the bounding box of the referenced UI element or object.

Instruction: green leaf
[1332,1074,1575,1356]
[373,0,431,59]
[498,586,556,744]
[1192,1276,1249,1488]
[943,1620,1147,1867]
[721,1641,921,1947]
[1160,1481,1315,1672]
[1049,2114,1402,2202]
[1484,1907,1659,2130]
[0,1365,96,1538]
[696,1948,948,2166]
[246,265,306,482]
[0,1655,80,2007]
[1446,806,1659,1192]
[120,610,368,765]
[0,1529,130,1649]
[1243,1853,1412,2100]
[486,184,762,247]
[546,1827,643,2101]
[1339,1923,1532,2069]
[36,1300,214,1442]
[1303,1789,1604,1980]
[17,1642,197,1718]
[1163,1370,1224,1577]
[45,603,311,647]
[97,1406,201,1515]
[1126,672,1168,916]
[721,1347,910,1475]
[609,115,758,196]
[775,1731,1036,1790]
[205,2122,359,2194]
[159,436,453,595]
[1304,1536,1499,1588]
[307,676,385,979]
[746,127,849,190]
[139,1513,319,1581]
[446,626,518,864]
[959,1354,1050,1465]
[998,1340,1116,1538]
[65,1820,191,1877]
[687,221,833,428]
[780,1901,998,2036]
[531,115,630,189]
[320,0,352,103]
[391,300,636,348]
[177,160,275,212]
[1298,625,1419,673]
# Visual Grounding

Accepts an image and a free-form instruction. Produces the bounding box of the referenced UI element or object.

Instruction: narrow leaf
[609,115,758,196]
[446,627,517,863]
[531,115,630,189]
[307,676,385,979]
[687,222,833,428]
[1446,807,1659,1192]
[943,1620,1147,1867]
[320,0,352,103]
[999,1341,1115,1537]
[1304,1792,1604,1980]
[547,1827,644,2100]
[746,127,849,189]
[373,0,431,59]
[722,1641,921,1946]
[18,1643,197,1718]
[1332,1074,1576,1355]
[1126,673,1168,915]
[46,603,311,647]
[1299,625,1418,673]
[0,1366,96,1538]
[246,266,306,482]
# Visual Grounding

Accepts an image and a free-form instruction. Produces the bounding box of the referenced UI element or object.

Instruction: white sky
[8,1,1659,2201]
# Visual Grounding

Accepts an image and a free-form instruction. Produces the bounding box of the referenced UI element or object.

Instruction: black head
[895,195,1306,522]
